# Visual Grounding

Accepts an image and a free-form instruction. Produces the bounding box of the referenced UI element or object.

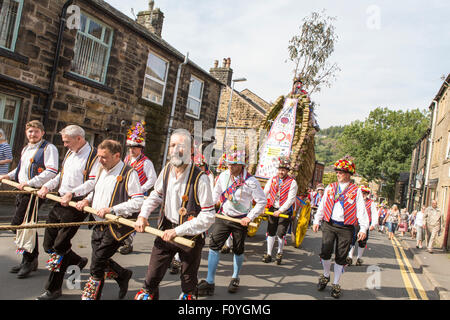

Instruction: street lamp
[222,77,247,152]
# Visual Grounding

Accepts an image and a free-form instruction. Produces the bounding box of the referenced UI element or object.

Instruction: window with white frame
[0,0,24,51]
[186,76,204,118]
[0,93,20,146]
[70,12,113,84]
[142,52,169,105]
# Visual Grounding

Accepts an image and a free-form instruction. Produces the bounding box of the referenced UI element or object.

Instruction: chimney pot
[226,57,231,68]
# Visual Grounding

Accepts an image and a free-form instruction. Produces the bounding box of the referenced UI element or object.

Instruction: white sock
[357,247,365,259]
[267,236,275,255]
[333,264,344,285]
[348,246,355,259]
[321,259,332,278]
[277,236,284,254]
[174,252,181,262]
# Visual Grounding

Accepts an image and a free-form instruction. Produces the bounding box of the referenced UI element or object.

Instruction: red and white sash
[323,182,358,226]
[268,176,294,208]
[125,154,149,186]
[365,198,373,224]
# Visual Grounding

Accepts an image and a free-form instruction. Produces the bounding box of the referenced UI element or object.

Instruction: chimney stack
[210,57,233,86]
[136,0,164,38]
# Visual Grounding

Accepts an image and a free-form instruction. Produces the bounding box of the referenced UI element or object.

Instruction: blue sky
[105,0,449,129]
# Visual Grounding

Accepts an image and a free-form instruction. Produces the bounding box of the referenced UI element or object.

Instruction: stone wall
[0,0,222,173]
[214,86,267,159]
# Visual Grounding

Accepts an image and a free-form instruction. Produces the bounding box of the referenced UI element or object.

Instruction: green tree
[315,125,345,165]
[339,107,429,201]
[322,172,337,186]
[287,10,340,94]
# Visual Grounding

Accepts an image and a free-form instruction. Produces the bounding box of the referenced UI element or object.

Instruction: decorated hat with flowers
[277,156,292,170]
[225,145,247,165]
[360,185,371,194]
[316,183,325,191]
[194,153,207,166]
[216,153,228,172]
[333,155,356,175]
[126,121,146,147]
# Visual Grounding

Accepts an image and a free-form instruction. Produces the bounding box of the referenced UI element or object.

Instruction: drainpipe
[162,53,189,167]
[43,0,74,127]
[443,193,450,251]
[423,100,438,206]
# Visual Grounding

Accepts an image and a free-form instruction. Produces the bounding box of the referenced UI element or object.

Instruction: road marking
[393,237,429,300]
[391,238,418,300]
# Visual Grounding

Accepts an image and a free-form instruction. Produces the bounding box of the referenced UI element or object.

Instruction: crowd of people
[375,201,443,253]
[0,120,443,300]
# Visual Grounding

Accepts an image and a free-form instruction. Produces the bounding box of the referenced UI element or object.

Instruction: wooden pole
[264,210,290,219]
[0,179,195,248]
[215,213,258,228]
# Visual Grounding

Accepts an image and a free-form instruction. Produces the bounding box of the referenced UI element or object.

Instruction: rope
[0,220,114,231]
[0,190,33,194]
[0,178,195,248]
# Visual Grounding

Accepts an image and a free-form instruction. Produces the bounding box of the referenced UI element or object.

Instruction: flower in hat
[333,155,356,175]
[216,153,228,172]
[194,153,210,174]
[277,156,291,170]
[194,153,207,166]
[316,183,325,191]
[126,121,146,147]
[225,145,246,165]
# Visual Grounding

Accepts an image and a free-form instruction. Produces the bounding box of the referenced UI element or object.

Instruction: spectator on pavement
[0,129,13,175]
[424,200,442,254]
[414,207,425,249]
[398,208,409,237]
[383,204,400,240]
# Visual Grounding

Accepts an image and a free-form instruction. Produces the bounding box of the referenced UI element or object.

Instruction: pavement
[399,234,450,300]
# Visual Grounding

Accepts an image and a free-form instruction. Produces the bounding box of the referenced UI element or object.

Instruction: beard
[169,151,188,167]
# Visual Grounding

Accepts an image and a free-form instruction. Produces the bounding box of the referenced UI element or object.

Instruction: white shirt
[314,182,369,234]
[86,161,144,221]
[207,173,215,191]
[214,169,267,222]
[128,156,157,194]
[8,140,59,188]
[263,176,298,213]
[366,200,378,228]
[139,163,215,237]
[414,211,424,227]
[43,143,100,197]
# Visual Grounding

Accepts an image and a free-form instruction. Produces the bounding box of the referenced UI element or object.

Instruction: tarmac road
[0,212,439,300]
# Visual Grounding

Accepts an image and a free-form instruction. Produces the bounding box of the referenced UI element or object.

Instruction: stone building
[424,74,450,249]
[311,161,324,189]
[0,0,222,173]
[209,58,269,167]
[406,130,430,212]
[394,172,409,208]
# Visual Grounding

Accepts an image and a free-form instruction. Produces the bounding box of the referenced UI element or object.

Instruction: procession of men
[0,119,439,301]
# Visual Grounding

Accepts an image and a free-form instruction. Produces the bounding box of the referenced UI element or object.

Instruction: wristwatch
[110,207,115,215]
